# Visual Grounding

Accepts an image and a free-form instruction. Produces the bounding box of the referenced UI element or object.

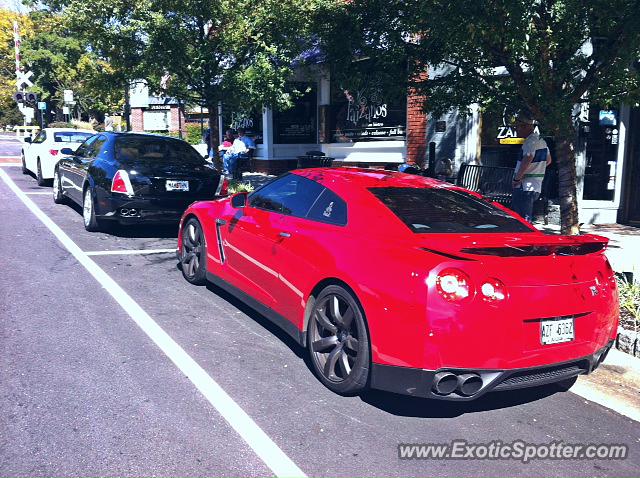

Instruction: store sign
[143,110,169,131]
[223,110,262,143]
[149,105,171,111]
[330,85,406,142]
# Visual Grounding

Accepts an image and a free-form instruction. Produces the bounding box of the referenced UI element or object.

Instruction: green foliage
[228,181,255,194]
[48,121,75,128]
[617,275,640,328]
[185,123,204,145]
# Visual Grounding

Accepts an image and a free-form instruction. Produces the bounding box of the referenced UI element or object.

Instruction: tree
[322,0,640,234]
[142,0,323,155]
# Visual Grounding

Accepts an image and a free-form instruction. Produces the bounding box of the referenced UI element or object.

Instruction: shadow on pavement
[360,384,559,418]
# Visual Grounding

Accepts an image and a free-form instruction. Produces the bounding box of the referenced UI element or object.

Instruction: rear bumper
[96,194,211,223]
[369,340,614,401]
[96,195,214,224]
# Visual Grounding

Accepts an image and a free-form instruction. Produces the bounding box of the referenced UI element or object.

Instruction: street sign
[37,101,46,110]
[62,106,70,115]
[16,70,33,89]
[63,89,74,103]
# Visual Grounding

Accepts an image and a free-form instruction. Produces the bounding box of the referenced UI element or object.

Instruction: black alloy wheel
[180,218,207,285]
[307,285,370,395]
[36,158,46,186]
[21,154,28,174]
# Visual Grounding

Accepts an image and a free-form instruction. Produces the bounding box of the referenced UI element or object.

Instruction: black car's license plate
[166,180,189,191]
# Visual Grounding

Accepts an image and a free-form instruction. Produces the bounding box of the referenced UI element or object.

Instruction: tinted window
[32,131,46,144]
[54,132,93,143]
[249,174,324,217]
[307,188,347,226]
[369,187,532,233]
[85,135,107,158]
[74,135,98,157]
[115,136,202,162]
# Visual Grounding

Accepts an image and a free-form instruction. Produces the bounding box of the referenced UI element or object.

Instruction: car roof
[44,128,95,133]
[293,167,449,192]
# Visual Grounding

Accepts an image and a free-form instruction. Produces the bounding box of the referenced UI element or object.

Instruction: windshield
[54,132,93,143]
[115,136,203,163]
[369,187,533,234]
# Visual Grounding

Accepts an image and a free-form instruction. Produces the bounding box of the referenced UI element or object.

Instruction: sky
[0,0,29,12]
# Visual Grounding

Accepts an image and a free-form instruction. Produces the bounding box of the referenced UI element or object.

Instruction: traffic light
[13,92,25,103]
[26,92,38,103]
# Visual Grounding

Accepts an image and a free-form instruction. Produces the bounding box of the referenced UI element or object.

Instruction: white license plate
[540,318,575,345]
[166,180,189,191]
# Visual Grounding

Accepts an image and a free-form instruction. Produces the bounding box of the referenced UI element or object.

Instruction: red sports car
[177,168,618,400]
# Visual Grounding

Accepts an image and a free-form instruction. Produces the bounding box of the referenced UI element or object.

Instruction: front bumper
[369,340,614,401]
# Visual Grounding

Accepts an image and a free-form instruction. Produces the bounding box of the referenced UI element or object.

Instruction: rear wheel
[53,170,66,204]
[36,158,46,186]
[83,188,103,232]
[307,285,370,395]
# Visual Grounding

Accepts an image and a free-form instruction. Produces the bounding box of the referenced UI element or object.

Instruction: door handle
[279,231,291,238]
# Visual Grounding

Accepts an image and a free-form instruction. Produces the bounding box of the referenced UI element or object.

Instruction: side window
[249,174,324,217]
[85,135,107,159]
[75,135,98,157]
[32,131,46,144]
[307,188,348,226]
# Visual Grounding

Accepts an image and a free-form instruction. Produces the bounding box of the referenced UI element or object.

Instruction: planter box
[616,326,640,358]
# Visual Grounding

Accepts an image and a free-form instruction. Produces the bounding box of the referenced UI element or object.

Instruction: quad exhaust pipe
[432,371,484,397]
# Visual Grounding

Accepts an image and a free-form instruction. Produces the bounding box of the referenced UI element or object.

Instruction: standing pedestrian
[511,111,552,223]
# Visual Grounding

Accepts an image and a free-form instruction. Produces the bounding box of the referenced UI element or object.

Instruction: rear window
[54,132,93,143]
[369,187,533,233]
[115,136,202,162]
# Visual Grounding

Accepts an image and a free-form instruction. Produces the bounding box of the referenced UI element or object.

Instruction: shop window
[328,83,406,143]
[222,110,263,144]
[583,107,619,201]
[273,83,317,144]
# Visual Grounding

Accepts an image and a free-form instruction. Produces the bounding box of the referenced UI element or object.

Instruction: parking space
[1,164,639,477]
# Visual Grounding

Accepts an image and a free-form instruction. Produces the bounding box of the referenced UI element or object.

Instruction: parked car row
[22,132,620,401]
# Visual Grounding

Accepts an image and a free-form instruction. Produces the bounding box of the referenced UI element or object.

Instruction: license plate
[540,317,575,345]
[166,180,189,191]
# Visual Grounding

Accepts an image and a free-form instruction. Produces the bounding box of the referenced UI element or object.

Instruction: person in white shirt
[511,111,552,222]
[223,128,255,178]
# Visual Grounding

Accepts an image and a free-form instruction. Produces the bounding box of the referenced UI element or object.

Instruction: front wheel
[82,188,103,232]
[180,217,207,285]
[307,285,370,395]
[21,154,28,174]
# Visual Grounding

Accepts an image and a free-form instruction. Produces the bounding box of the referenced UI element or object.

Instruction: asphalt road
[0,134,22,158]
[1,161,639,477]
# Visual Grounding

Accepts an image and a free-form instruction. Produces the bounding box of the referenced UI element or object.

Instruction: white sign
[63,89,74,103]
[143,110,169,131]
[37,101,46,110]
[62,106,70,115]
[16,70,33,88]
[129,80,149,108]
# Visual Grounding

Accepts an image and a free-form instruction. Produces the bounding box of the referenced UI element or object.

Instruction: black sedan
[53,132,227,232]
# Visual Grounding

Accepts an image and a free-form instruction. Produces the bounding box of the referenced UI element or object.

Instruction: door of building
[621,107,640,226]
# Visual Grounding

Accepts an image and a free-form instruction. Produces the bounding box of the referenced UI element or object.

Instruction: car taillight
[49,149,59,156]
[480,278,507,302]
[111,170,134,195]
[435,268,471,301]
[216,177,229,196]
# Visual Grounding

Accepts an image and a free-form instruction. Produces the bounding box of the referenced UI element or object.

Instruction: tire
[307,284,370,395]
[180,217,207,285]
[21,154,28,174]
[36,158,46,186]
[82,187,103,232]
[52,169,66,204]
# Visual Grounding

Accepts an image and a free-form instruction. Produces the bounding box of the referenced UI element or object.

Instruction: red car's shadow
[359,386,560,418]
[202,277,564,417]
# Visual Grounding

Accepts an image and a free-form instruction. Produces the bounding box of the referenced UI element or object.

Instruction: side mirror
[23,137,32,143]
[60,147,74,155]
[231,192,247,208]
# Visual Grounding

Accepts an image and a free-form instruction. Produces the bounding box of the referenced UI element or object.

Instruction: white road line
[85,248,177,256]
[0,168,306,478]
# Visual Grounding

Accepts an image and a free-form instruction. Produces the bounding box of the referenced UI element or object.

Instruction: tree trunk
[553,123,580,235]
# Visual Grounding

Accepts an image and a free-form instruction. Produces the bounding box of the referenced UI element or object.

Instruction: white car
[22,128,95,185]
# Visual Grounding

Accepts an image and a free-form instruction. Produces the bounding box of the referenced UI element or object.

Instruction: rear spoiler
[420,234,609,259]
